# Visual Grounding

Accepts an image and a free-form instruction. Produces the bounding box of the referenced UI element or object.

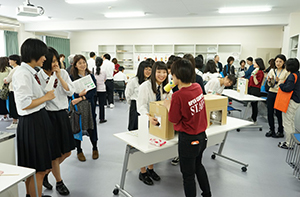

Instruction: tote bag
[0,84,9,100]
[68,96,82,134]
[274,73,297,113]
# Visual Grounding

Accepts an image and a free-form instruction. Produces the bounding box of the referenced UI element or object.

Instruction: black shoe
[147,169,161,181]
[139,172,153,185]
[43,174,53,190]
[272,132,284,138]
[42,195,51,197]
[99,119,107,123]
[56,180,70,196]
[265,131,275,137]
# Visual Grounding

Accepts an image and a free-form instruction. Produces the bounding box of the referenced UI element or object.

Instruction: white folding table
[113,117,252,197]
[0,163,38,197]
[222,89,266,131]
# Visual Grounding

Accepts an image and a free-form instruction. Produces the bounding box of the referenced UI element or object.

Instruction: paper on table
[73,75,96,94]
[44,73,56,92]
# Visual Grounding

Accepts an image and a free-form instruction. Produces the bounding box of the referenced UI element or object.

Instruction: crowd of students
[0,38,299,197]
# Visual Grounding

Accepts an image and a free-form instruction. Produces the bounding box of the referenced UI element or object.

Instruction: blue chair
[227,105,242,118]
[286,133,300,180]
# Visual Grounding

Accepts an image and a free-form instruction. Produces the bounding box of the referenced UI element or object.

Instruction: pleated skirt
[17,108,52,172]
[47,110,75,159]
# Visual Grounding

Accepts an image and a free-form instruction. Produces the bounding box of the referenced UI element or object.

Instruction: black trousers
[96,92,106,120]
[128,100,139,131]
[267,92,283,133]
[248,86,261,122]
[178,131,211,197]
[105,79,114,105]
[117,90,125,99]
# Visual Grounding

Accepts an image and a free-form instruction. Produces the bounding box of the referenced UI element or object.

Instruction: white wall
[70,26,284,65]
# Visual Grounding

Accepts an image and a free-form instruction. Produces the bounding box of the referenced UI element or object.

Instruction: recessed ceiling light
[65,0,116,4]
[218,6,272,14]
[104,11,145,18]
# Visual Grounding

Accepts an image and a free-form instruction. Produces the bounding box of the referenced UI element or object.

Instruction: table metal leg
[212,132,249,172]
[33,173,38,197]
[238,101,263,131]
[114,144,134,197]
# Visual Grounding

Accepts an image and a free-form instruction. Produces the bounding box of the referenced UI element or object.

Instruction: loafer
[99,119,107,124]
[92,150,99,160]
[265,131,275,137]
[139,172,153,185]
[147,169,161,181]
[77,152,86,162]
[56,181,70,196]
[272,132,284,138]
[43,174,53,190]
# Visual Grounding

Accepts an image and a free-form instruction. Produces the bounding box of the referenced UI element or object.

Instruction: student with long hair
[137,61,168,185]
[125,61,152,131]
[203,60,221,82]
[3,55,20,129]
[0,57,11,121]
[38,47,75,195]
[248,58,265,124]
[13,38,55,197]
[70,55,98,161]
[265,54,289,138]
[95,56,107,123]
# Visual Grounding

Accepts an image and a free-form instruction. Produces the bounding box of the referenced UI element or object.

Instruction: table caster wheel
[241,167,247,172]
[237,129,240,132]
[259,128,262,131]
[211,154,216,159]
[113,188,119,195]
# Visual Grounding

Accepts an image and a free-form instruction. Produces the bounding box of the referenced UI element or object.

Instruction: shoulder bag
[274,73,298,113]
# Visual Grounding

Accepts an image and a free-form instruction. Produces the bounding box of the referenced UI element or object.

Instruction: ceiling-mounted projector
[17,0,44,17]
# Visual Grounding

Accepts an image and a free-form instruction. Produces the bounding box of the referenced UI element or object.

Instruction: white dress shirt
[114,71,128,83]
[137,80,167,115]
[12,63,46,116]
[4,66,19,91]
[202,72,222,82]
[87,58,96,72]
[205,78,225,95]
[195,68,203,77]
[37,69,75,111]
[101,59,115,80]
[125,76,139,104]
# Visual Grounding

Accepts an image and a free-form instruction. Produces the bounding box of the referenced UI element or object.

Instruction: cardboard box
[204,95,228,127]
[237,78,248,94]
[149,101,175,140]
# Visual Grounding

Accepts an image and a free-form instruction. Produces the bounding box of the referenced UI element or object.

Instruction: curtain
[45,36,70,68]
[4,31,18,56]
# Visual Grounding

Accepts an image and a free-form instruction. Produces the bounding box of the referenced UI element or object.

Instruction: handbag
[274,73,298,113]
[0,84,9,100]
[68,95,82,134]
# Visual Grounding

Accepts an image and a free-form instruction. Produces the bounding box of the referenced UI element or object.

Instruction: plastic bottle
[164,80,175,92]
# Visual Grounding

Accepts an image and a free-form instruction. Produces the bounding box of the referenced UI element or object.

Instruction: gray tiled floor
[1,100,299,197]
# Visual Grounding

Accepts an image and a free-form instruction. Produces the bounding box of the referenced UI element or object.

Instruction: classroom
[0,0,300,197]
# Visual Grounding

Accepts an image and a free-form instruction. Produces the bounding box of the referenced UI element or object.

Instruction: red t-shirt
[168,83,207,135]
[248,70,264,88]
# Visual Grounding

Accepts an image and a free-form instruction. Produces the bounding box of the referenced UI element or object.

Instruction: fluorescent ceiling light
[219,6,272,14]
[105,11,145,18]
[65,0,116,4]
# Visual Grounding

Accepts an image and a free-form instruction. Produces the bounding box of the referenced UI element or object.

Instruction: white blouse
[37,69,75,111]
[202,72,222,82]
[12,63,46,116]
[4,66,19,91]
[137,80,168,116]
[125,76,139,104]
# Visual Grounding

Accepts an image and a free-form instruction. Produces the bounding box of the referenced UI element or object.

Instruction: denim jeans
[178,131,211,197]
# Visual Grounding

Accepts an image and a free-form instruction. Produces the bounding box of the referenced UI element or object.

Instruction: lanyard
[275,69,283,78]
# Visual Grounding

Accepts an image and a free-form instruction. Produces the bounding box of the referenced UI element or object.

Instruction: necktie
[46,77,58,88]
[156,85,161,101]
[34,74,41,85]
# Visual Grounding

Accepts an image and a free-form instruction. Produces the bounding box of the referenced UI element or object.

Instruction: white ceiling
[0,0,300,31]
